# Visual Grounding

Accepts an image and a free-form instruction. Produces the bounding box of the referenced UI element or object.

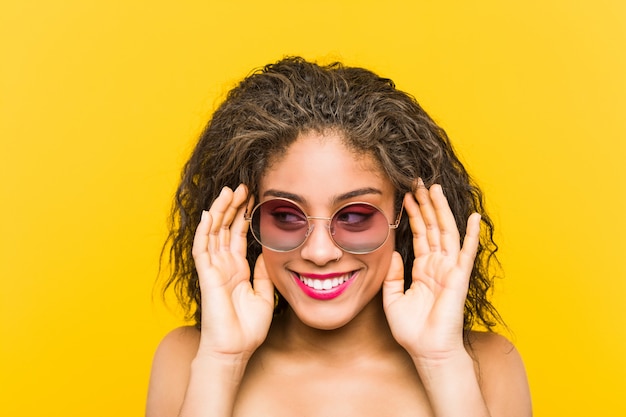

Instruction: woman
[146,57,532,416]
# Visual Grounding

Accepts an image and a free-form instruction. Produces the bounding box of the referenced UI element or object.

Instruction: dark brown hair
[162,56,503,331]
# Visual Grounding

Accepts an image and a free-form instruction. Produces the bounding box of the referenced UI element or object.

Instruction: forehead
[259,132,394,205]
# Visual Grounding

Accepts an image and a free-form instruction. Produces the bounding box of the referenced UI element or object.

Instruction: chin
[287,297,376,331]
[295,311,355,331]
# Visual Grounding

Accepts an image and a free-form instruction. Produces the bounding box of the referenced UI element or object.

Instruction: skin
[146,132,532,417]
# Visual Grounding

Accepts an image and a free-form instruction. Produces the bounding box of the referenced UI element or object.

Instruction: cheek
[259,249,289,286]
[260,249,280,271]
[364,243,396,283]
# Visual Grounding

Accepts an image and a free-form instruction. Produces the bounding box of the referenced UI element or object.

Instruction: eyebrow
[262,187,383,205]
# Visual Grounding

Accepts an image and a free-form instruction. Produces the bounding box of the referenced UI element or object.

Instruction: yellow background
[1,1,625,415]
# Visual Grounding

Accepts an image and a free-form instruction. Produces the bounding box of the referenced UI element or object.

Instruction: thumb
[382,251,405,307]
[252,254,275,306]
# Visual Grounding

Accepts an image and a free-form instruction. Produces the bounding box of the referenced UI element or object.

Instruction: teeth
[299,274,350,291]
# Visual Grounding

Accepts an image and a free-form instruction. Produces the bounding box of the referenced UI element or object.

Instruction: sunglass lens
[331,203,390,253]
[251,199,309,251]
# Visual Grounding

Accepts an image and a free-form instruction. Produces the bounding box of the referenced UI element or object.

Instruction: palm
[383,184,480,360]
[192,185,274,357]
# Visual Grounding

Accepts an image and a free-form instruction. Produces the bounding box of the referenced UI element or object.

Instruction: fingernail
[417,177,426,189]
[201,210,208,221]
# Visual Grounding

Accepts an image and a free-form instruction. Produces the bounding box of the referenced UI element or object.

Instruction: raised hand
[192,184,275,359]
[383,181,481,363]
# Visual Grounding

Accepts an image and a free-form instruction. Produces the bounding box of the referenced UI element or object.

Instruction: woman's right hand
[192,184,275,361]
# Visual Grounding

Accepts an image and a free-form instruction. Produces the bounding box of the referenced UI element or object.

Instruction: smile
[292,271,357,300]
[299,275,350,290]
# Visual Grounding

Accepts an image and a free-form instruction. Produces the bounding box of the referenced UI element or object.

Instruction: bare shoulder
[153,325,201,358]
[146,326,200,417]
[466,330,519,359]
[466,331,533,416]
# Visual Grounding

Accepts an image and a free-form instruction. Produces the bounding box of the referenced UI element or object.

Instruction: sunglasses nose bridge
[306,215,333,223]
[304,215,336,243]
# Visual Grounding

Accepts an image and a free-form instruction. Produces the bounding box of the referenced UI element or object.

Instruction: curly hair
[162,56,503,332]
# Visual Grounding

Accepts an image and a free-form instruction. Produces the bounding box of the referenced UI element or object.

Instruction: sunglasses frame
[243,197,404,254]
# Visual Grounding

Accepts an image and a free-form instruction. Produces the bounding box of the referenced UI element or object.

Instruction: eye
[272,207,305,223]
[334,204,378,231]
[263,201,308,231]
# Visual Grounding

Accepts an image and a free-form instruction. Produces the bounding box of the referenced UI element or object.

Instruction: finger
[207,187,234,252]
[229,185,252,256]
[382,252,406,306]
[217,188,239,250]
[414,179,441,252]
[458,213,481,271]
[251,254,275,306]
[192,210,212,272]
[404,192,430,257]
[429,184,461,255]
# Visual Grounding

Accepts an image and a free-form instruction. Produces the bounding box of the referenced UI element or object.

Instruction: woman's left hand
[382,182,481,364]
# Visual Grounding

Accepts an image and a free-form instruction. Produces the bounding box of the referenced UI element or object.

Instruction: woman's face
[258,132,397,330]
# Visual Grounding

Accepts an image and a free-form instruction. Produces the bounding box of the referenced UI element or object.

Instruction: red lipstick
[292,271,356,300]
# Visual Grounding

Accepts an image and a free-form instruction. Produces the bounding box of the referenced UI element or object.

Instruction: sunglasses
[244,198,403,254]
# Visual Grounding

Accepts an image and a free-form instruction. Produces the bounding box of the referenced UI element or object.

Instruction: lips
[292,271,356,300]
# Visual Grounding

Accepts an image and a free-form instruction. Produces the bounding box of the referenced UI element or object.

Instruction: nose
[299,220,340,265]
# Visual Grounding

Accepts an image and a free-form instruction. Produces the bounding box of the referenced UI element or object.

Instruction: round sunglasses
[244,198,403,254]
